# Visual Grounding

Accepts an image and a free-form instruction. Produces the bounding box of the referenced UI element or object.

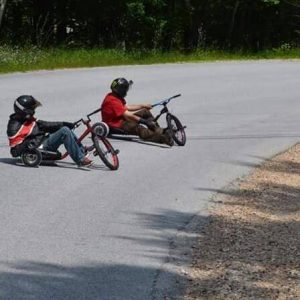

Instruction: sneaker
[164,129,174,147]
[84,145,95,154]
[77,157,93,167]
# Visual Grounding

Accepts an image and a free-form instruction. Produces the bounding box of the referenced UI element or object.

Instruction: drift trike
[108,94,187,146]
[20,109,119,170]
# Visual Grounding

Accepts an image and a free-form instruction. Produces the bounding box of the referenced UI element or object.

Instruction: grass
[0,45,299,74]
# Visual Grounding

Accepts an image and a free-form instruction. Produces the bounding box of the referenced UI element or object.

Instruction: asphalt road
[0,61,300,299]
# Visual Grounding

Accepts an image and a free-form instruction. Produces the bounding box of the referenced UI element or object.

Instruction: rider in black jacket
[7,95,93,166]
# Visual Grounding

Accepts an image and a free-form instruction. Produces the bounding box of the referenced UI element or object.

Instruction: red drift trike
[20,108,119,170]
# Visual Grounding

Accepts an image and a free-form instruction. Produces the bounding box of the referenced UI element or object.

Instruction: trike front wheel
[166,114,186,146]
[92,136,119,170]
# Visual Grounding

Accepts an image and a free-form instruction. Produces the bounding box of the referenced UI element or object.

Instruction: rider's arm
[126,104,152,111]
[122,110,156,130]
[123,110,141,123]
[37,120,69,133]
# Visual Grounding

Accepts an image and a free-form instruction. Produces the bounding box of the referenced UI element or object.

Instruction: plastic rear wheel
[21,149,42,167]
[166,114,186,146]
[92,136,119,170]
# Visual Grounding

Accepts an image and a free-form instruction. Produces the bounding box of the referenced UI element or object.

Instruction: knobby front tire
[92,136,119,170]
[166,114,186,146]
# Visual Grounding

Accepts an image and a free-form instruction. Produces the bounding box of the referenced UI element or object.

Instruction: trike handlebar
[172,94,182,99]
[73,118,84,128]
[151,94,182,108]
[73,107,102,128]
[87,107,102,118]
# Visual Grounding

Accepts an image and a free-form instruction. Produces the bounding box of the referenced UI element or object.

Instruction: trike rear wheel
[166,114,186,146]
[92,136,119,170]
[21,149,42,167]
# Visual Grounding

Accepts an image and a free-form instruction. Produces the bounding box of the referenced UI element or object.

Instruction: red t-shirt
[101,93,127,128]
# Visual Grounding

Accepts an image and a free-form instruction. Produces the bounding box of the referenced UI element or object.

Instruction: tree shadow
[114,209,209,263]
[0,203,296,299]
[0,261,186,300]
[111,209,212,299]
[112,201,300,299]
[187,213,300,299]
[190,157,300,298]
[196,182,300,216]
[0,210,209,300]
[228,158,300,175]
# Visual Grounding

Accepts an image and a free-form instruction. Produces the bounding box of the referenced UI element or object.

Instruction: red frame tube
[60,120,92,160]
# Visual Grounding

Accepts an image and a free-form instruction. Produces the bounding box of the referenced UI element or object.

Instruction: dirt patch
[185,144,300,299]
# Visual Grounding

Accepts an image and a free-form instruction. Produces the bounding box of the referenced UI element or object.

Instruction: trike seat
[108,127,127,135]
[39,149,62,160]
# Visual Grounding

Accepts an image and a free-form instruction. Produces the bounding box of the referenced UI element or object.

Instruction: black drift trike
[108,94,187,146]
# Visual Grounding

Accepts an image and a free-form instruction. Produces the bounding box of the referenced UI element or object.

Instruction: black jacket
[7,113,66,157]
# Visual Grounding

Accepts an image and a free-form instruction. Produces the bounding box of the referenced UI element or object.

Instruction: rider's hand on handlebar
[143,104,152,110]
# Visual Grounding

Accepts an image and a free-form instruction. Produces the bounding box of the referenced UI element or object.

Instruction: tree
[0,0,7,31]
[0,0,298,49]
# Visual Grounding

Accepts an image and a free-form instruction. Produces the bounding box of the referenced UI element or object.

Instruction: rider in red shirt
[101,78,173,146]
[101,92,127,128]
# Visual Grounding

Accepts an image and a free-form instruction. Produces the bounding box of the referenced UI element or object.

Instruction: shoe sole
[77,162,94,168]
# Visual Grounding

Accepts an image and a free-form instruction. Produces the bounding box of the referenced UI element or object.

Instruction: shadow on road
[0,157,109,171]
[0,210,209,300]
[0,261,185,300]
[114,209,209,263]
[196,182,300,215]
[228,158,300,175]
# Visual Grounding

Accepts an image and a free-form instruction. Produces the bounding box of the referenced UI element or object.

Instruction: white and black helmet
[14,95,42,116]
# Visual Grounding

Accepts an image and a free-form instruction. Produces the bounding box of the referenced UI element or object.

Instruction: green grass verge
[0,46,299,74]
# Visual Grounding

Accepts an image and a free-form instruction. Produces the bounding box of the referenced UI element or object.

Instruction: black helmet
[110,78,133,98]
[14,95,42,117]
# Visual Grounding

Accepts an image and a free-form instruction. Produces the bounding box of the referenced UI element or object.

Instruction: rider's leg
[133,108,154,119]
[121,121,171,145]
[43,126,85,163]
[133,109,160,127]
[131,109,173,145]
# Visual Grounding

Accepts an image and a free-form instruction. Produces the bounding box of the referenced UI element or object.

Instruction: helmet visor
[33,99,42,108]
[128,80,133,91]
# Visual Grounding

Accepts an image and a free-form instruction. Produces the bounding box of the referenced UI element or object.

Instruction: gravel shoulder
[185,144,300,299]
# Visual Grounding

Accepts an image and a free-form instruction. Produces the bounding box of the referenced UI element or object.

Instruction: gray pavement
[0,61,300,299]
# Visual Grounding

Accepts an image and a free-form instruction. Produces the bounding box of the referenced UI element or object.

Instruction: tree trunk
[0,0,7,31]
[228,0,240,47]
[162,0,175,51]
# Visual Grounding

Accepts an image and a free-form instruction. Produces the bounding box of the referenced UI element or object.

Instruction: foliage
[263,0,281,5]
[0,0,299,50]
[0,45,299,74]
